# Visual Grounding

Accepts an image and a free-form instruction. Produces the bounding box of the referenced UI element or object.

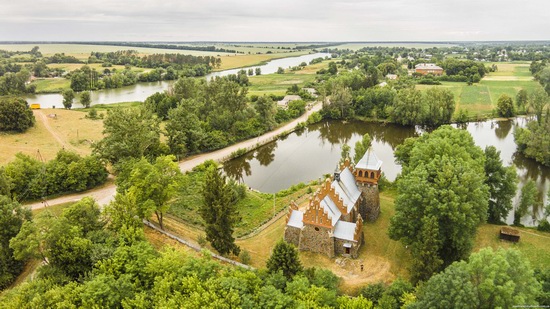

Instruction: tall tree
[93,107,162,165]
[62,89,75,109]
[124,156,180,229]
[415,248,541,308]
[200,165,240,256]
[390,88,426,125]
[516,89,529,112]
[80,91,91,108]
[266,240,303,279]
[424,88,456,126]
[165,101,205,158]
[484,146,518,223]
[0,195,31,289]
[496,94,516,117]
[353,133,372,163]
[515,180,539,225]
[389,126,489,274]
[409,216,443,284]
[529,88,548,124]
[254,96,276,130]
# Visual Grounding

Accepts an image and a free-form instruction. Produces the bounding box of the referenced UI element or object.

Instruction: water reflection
[225,117,550,226]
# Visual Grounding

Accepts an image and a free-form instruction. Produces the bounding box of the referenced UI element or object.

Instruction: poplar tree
[200,166,240,256]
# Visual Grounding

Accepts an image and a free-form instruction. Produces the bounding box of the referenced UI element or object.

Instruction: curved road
[26,102,322,210]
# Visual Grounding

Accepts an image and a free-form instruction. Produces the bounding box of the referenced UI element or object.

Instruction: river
[23,53,331,108]
[223,118,549,226]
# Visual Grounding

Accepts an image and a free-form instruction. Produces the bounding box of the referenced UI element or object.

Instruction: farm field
[247,59,332,96]
[32,78,70,93]
[416,62,542,116]
[0,43,232,60]
[0,108,103,165]
[216,50,309,70]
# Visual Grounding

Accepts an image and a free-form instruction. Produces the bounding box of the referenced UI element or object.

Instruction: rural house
[284,150,383,258]
[415,63,444,75]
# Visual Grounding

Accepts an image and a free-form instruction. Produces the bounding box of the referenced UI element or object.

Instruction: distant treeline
[88,50,220,69]
[70,42,242,54]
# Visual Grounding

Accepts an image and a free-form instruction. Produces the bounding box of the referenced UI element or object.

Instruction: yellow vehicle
[30,103,41,109]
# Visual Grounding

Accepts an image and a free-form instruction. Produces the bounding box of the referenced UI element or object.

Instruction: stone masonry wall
[360,184,380,222]
[334,238,360,258]
[284,226,301,247]
[299,225,334,257]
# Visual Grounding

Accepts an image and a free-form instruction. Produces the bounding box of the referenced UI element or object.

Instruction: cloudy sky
[0,0,548,42]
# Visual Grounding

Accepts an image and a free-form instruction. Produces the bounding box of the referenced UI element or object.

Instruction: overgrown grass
[167,167,315,237]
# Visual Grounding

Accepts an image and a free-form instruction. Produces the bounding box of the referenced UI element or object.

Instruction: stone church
[284,149,382,258]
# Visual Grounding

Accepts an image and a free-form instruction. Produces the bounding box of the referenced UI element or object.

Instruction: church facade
[284,150,382,258]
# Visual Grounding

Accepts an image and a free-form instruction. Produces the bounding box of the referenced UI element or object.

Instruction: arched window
[370,172,375,178]
[358,170,363,177]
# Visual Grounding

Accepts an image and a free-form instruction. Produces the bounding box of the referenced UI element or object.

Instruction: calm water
[24,53,330,108]
[224,118,549,226]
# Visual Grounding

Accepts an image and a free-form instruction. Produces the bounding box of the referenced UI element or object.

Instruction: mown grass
[0,109,103,164]
[32,78,70,93]
[416,64,542,117]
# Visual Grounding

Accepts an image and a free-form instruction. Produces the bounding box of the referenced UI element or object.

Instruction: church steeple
[354,148,383,185]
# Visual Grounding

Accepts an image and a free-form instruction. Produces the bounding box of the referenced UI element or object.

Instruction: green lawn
[248,73,317,96]
[32,78,71,93]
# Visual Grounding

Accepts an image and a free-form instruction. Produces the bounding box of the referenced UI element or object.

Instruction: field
[247,60,332,96]
[0,108,103,165]
[416,62,542,116]
[333,42,457,50]
[32,78,70,93]
[216,51,309,70]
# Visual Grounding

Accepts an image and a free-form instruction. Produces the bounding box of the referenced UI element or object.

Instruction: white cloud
[0,0,548,41]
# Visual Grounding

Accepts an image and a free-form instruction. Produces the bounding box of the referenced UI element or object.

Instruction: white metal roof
[287,210,304,228]
[355,149,383,171]
[333,220,357,242]
[332,168,361,213]
[415,63,442,70]
[321,196,341,226]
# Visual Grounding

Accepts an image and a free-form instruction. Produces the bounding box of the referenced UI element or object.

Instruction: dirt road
[26,102,322,210]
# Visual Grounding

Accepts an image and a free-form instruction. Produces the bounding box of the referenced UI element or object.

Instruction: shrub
[0,97,35,132]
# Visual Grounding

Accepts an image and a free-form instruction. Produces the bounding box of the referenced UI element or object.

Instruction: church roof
[355,148,383,171]
[332,168,361,213]
[333,220,357,242]
[287,210,304,228]
[321,196,342,226]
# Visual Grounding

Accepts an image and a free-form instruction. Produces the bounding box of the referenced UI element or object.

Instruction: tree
[62,89,75,109]
[80,91,91,108]
[0,195,31,289]
[255,68,261,76]
[340,144,351,164]
[484,146,518,223]
[165,101,205,158]
[424,88,455,126]
[415,248,541,308]
[93,107,163,165]
[254,96,276,130]
[409,216,443,284]
[277,67,285,74]
[62,197,102,235]
[323,83,353,119]
[390,88,426,125]
[353,133,372,164]
[200,165,240,256]
[529,88,548,124]
[266,240,303,279]
[516,89,529,112]
[515,180,538,226]
[0,97,35,132]
[496,94,515,117]
[514,118,550,166]
[389,126,489,275]
[537,66,550,95]
[124,156,180,229]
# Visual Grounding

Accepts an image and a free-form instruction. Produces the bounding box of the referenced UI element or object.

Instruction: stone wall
[284,226,301,247]
[360,184,380,222]
[299,225,334,257]
[334,238,360,258]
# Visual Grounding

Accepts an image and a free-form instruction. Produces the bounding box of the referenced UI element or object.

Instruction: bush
[239,249,251,265]
[0,97,35,132]
[538,220,550,232]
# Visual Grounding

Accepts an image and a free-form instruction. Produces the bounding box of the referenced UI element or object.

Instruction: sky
[0,0,548,42]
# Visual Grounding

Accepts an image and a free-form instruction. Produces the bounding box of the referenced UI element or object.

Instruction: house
[303,88,318,97]
[277,95,301,109]
[386,74,398,80]
[284,150,383,258]
[415,63,444,76]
